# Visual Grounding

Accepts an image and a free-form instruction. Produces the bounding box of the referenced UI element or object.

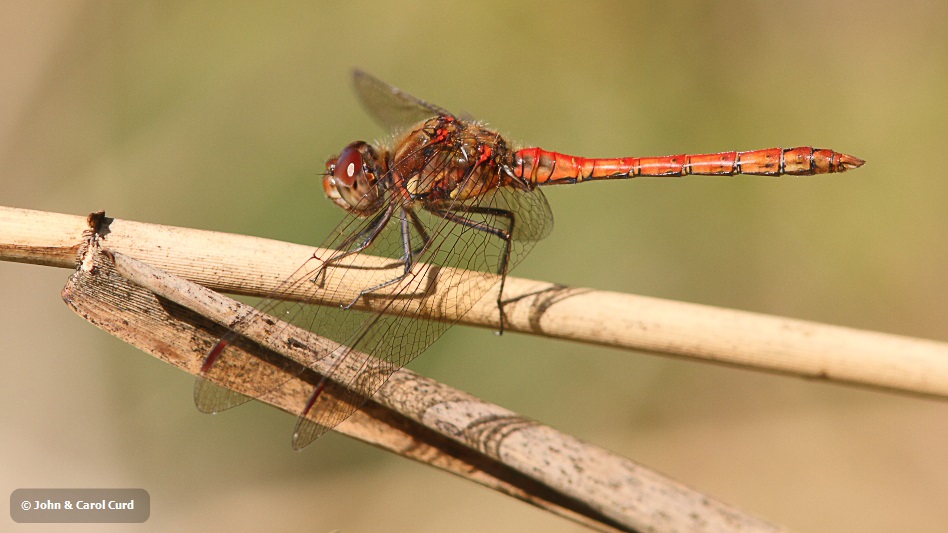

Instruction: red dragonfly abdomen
[513,146,865,186]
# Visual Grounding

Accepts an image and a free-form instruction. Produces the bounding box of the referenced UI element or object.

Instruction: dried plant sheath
[61,245,619,531]
[59,224,779,532]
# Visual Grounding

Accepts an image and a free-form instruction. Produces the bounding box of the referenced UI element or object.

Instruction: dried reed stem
[3,205,948,399]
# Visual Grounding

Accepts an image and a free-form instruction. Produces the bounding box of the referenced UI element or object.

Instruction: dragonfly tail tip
[839,153,866,172]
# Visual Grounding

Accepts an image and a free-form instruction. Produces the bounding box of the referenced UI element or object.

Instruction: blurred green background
[2,1,946,531]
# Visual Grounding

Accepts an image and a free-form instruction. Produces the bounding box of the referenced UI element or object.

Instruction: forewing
[352,69,452,132]
[192,203,404,414]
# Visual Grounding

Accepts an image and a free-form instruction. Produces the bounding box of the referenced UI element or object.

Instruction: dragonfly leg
[406,208,432,257]
[201,211,399,373]
[311,204,396,286]
[341,207,421,309]
[427,205,514,334]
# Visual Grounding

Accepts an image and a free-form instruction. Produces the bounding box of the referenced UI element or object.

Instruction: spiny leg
[406,208,432,257]
[342,206,421,309]
[201,208,394,374]
[312,204,396,286]
[427,204,515,334]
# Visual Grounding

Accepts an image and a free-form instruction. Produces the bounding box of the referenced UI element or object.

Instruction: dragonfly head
[324,141,383,215]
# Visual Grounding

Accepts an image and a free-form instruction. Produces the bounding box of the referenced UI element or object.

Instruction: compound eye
[333,144,365,187]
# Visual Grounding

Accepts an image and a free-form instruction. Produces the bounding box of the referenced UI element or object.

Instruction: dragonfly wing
[193,380,250,413]
[191,203,404,415]
[473,185,553,243]
[352,69,452,132]
[291,187,552,448]
[193,190,511,448]
[192,191,521,447]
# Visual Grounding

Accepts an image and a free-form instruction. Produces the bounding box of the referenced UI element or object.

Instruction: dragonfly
[195,70,864,449]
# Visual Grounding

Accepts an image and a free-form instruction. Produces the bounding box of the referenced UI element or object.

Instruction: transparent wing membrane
[352,69,452,132]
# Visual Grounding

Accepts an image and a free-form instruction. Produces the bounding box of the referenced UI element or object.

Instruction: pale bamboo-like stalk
[3,205,948,399]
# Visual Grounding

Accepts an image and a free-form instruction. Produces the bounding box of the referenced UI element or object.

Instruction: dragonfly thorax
[389,116,514,206]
